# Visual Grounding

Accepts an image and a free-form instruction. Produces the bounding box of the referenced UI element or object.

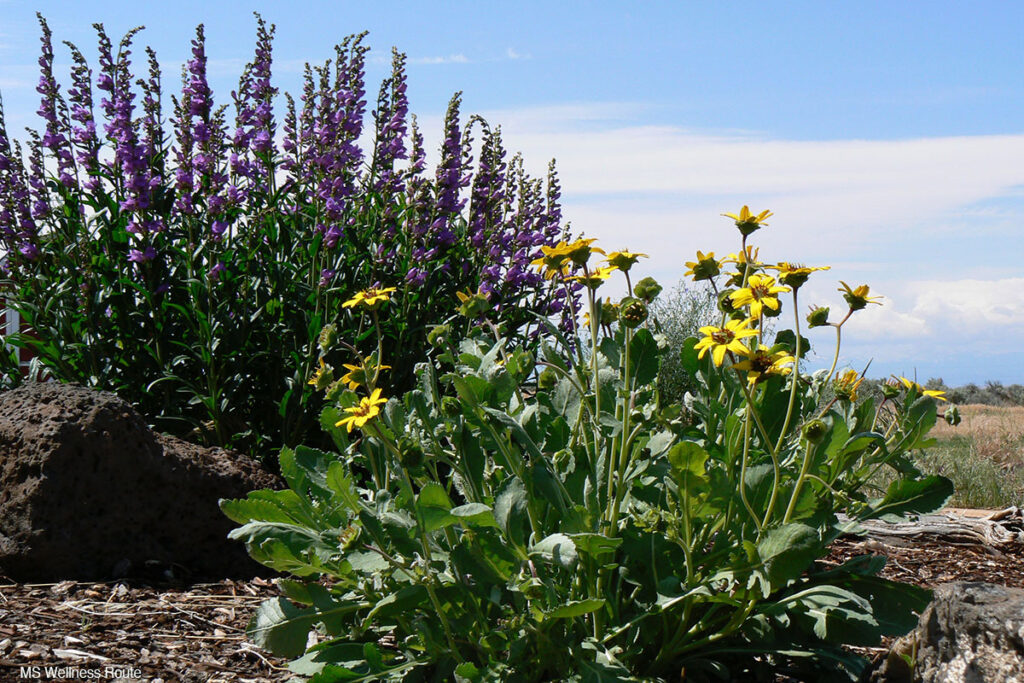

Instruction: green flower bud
[325,379,347,402]
[802,419,828,444]
[441,396,462,418]
[318,323,339,352]
[718,288,738,314]
[806,306,830,328]
[944,404,962,427]
[601,300,619,325]
[427,324,450,348]
[619,297,648,328]
[881,380,901,399]
[538,367,558,391]
[338,524,361,551]
[633,277,662,303]
[518,577,545,600]
[456,289,491,318]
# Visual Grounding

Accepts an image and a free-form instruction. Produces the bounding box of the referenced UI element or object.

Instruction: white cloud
[411,54,469,65]
[506,47,530,60]
[909,278,1024,327]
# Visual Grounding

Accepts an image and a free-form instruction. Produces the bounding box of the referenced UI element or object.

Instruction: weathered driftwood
[838,507,1024,554]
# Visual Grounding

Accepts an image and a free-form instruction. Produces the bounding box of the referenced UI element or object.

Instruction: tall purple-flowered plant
[0,15,578,456]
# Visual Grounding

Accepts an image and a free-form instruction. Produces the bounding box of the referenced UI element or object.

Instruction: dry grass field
[921,405,1024,508]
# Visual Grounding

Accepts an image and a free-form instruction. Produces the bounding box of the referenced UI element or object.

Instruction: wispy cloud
[506,47,530,60]
[411,54,469,65]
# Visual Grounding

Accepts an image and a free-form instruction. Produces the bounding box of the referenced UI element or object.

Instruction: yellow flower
[729,274,790,318]
[725,246,762,267]
[838,281,883,311]
[343,286,397,310]
[766,262,830,289]
[723,205,773,236]
[568,265,618,289]
[732,345,795,385]
[340,356,392,391]
[832,369,864,402]
[684,250,721,282]
[307,358,334,391]
[335,388,388,433]
[897,376,948,402]
[694,318,757,367]
[456,288,491,317]
[530,241,572,279]
[564,238,605,267]
[604,250,647,272]
[724,246,763,285]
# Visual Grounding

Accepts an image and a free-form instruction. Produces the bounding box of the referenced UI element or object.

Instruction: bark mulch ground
[2,525,1022,682]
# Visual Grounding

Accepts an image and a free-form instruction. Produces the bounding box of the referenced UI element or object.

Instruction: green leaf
[774,329,811,359]
[416,482,456,532]
[758,523,822,591]
[494,477,530,549]
[247,597,317,658]
[628,328,659,387]
[568,533,623,557]
[667,441,709,496]
[544,598,606,619]
[450,503,499,528]
[679,336,700,377]
[860,475,954,522]
[529,533,578,569]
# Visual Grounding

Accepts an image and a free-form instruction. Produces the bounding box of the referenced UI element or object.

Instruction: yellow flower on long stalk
[335,388,388,433]
[568,265,618,289]
[732,345,795,385]
[723,205,773,236]
[343,286,397,310]
[897,376,948,401]
[530,241,572,280]
[694,318,757,367]
[724,246,763,285]
[832,369,864,402]
[604,250,647,272]
[340,356,392,391]
[767,262,830,289]
[684,250,721,282]
[564,238,605,267]
[730,274,791,318]
[308,358,334,391]
[838,281,883,311]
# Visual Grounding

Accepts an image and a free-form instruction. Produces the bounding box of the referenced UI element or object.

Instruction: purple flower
[127,246,157,263]
[318,268,335,286]
[208,261,226,281]
[18,243,40,260]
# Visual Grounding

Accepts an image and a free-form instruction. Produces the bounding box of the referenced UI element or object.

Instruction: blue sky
[2,1,1023,384]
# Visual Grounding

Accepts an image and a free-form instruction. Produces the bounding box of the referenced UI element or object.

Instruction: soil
[1,528,1022,681]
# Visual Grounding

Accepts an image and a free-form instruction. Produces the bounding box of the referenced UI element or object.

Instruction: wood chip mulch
[0,576,291,682]
[1,528,1022,681]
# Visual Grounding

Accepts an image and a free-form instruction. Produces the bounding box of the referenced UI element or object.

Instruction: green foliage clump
[224,219,953,680]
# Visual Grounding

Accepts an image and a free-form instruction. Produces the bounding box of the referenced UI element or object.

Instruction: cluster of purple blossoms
[173,24,229,240]
[0,16,579,330]
[0,105,38,262]
[35,17,76,190]
[94,22,164,259]
[230,14,277,208]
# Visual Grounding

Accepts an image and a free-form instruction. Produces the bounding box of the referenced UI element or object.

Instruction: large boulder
[871,582,1024,682]
[0,382,280,581]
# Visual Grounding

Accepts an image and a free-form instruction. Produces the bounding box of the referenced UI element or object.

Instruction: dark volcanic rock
[871,582,1024,682]
[0,382,280,581]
